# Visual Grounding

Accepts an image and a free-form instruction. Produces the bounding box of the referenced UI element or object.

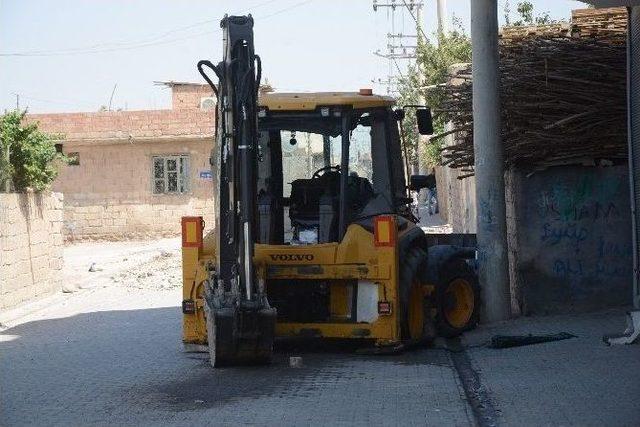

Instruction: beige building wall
[171,84,214,110]
[435,165,477,233]
[54,138,214,240]
[0,192,64,310]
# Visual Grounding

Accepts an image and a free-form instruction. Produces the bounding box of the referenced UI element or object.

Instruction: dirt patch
[111,249,182,290]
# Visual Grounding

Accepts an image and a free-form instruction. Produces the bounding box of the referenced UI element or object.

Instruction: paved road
[0,241,474,427]
[2,239,639,426]
[463,309,640,427]
[0,286,473,426]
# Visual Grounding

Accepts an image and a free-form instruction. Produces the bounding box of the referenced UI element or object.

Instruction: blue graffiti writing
[553,258,583,278]
[597,237,633,258]
[541,222,588,253]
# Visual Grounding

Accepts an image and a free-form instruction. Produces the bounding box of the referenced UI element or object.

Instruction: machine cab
[254,91,411,245]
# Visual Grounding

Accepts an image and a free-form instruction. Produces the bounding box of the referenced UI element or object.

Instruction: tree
[507,1,554,26]
[397,22,471,169]
[396,65,421,172]
[0,110,65,192]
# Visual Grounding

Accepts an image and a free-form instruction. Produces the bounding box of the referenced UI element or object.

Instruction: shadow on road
[0,305,457,424]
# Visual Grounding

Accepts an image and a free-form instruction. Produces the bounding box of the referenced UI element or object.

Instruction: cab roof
[258,92,395,111]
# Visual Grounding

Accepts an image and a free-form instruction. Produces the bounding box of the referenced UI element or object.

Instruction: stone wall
[0,192,64,310]
[53,139,214,240]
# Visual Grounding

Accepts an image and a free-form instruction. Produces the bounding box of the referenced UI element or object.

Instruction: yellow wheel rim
[408,282,424,340]
[443,278,475,329]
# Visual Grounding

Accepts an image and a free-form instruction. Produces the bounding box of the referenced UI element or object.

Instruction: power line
[1,30,216,57]
[8,91,95,108]
[257,0,314,20]
[7,0,283,56]
[400,0,429,41]
[372,1,422,94]
[0,0,313,57]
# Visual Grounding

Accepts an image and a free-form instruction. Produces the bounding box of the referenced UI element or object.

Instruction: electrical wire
[9,91,95,108]
[0,0,314,57]
[401,0,429,41]
[43,0,283,55]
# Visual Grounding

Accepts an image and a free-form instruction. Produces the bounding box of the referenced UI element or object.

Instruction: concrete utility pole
[470,0,511,322]
[436,0,448,34]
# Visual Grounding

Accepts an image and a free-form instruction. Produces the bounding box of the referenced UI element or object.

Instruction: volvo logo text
[269,254,314,262]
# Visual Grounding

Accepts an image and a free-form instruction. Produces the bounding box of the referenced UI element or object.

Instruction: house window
[152,155,189,194]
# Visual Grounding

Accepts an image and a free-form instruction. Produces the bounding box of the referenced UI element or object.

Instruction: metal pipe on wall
[470,0,511,322]
[627,6,640,310]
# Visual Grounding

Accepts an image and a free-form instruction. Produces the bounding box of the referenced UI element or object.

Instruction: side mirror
[409,174,430,191]
[416,108,433,135]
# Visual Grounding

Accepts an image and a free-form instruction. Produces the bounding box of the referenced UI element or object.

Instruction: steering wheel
[312,165,340,179]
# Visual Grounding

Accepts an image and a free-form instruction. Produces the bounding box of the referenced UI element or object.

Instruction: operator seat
[288,170,375,242]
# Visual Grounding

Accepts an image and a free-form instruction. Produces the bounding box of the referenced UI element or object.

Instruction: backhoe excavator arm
[197,15,275,367]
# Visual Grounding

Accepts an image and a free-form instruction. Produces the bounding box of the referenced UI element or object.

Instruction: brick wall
[27,108,214,142]
[54,139,214,240]
[0,192,64,310]
[171,84,214,110]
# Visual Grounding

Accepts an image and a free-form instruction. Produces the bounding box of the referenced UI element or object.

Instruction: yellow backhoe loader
[181,15,479,367]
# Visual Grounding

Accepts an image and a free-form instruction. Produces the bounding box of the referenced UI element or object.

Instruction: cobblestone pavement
[0,240,474,427]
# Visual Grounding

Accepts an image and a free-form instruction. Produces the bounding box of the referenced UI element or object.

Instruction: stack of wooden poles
[435,8,628,178]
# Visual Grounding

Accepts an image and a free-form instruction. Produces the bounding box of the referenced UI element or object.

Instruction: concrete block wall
[171,84,214,110]
[437,162,632,315]
[53,139,215,240]
[512,165,632,315]
[0,192,64,310]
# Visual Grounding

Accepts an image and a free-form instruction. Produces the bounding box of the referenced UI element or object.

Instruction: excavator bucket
[205,300,276,366]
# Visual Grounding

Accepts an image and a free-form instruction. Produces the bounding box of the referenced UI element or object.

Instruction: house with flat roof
[27,82,216,240]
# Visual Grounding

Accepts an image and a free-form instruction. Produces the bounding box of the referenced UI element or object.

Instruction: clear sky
[0,0,588,113]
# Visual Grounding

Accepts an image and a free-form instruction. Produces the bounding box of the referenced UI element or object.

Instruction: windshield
[256,107,407,244]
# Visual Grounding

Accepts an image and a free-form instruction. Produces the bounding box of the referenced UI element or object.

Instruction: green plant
[0,110,66,192]
[397,22,471,169]
[506,1,554,26]
[396,65,421,172]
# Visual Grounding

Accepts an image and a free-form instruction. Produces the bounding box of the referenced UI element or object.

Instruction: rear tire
[435,258,479,338]
[399,246,428,343]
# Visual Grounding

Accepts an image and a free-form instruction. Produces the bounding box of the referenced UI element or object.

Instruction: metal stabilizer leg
[603,310,640,345]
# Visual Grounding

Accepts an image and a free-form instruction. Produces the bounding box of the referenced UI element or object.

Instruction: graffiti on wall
[535,173,632,283]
